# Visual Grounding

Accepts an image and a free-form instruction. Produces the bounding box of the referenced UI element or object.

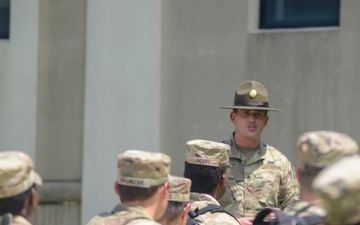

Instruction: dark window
[260,0,340,29]
[0,0,10,39]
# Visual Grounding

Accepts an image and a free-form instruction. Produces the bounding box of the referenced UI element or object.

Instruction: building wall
[0,0,38,159]
[1,0,360,225]
[161,0,360,176]
[0,0,85,224]
[36,0,86,224]
[82,0,162,223]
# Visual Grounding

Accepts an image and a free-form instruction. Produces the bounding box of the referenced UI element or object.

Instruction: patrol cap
[117,150,171,188]
[185,139,231,167]
[168,175,191,202]
[220,80,282,111]
[313,156,360,225]
[297,130,358,172]
[0,151,42,199]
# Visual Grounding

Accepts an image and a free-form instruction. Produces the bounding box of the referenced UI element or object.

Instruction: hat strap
[234,100,269,108]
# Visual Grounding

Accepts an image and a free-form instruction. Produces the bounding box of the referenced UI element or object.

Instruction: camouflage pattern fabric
[285,200,326,218]
[218,134,300,217]
[86,204,161,225]
[0,215,32,225]
[297,131,358,172]
[0,214,12,225]
[168,175,191,202]
[117,150,171,188]
[0,151,42,199]
[313,156,360,225]
[9,216,32,225]
[186,139,231,168]
[189,192,240,225]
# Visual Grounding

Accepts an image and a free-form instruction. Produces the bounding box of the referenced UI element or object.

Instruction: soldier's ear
[20,186,39,223]
[220,173,227,187]
[114,181,120,196]
[160,182,169,199]
[230,112,236,123]
[180,203,191,222]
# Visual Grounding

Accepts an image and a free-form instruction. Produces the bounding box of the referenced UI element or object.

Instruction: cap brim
[219,106,282,111]
[31,171,43,186]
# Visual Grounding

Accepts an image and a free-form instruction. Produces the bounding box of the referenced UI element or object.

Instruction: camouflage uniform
[185,140,240,225]
[87,204,160,225]
[190,192,240,225]
[218,81,300,217]
[0,151,43,225]
[285,131,358,219]
[218,136,299,217]
[86,150,171,225]
[285,201,326,218]
[313,156,360,225]
[1,215,33,225]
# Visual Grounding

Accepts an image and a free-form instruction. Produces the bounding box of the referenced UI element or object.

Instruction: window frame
[259,0,340,29]
[0,0,10,39]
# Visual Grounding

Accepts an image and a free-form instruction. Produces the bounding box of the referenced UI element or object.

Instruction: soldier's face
[230,109,268,140]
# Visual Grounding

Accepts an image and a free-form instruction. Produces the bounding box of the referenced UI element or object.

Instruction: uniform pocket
[257,172,278,206]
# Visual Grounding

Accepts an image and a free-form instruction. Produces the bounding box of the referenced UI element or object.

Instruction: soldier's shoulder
[203,212,239,225]
[86,211,152,225]
[285,201,326,217]
[10,215,31,225]
[127,218,161,225]
[264,143,292,162]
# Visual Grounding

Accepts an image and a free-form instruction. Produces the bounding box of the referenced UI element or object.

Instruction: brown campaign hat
[220,80,282,111]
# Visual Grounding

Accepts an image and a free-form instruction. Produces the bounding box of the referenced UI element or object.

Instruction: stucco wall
[82,0,162,223]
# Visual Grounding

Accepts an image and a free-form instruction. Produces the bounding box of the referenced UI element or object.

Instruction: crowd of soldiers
[1,81,360,225]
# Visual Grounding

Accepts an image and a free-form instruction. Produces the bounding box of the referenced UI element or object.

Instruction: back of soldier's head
[0,151,42,218]
[116,150,171,202]
[297,130,358,175]
[313,156,360,225]
[183,139,230,194]
[158,176,191,225]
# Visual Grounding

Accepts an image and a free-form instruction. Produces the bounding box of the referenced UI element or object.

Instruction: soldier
[157,176,191,225]
[0,151,43,225]
[285,130,358,219]
[183,139,241,225]
[218,80,299,221]
[86,150,171,225]
[313,156,360,225]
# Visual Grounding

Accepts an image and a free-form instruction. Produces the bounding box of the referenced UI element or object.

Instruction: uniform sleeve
[279,159,300,210]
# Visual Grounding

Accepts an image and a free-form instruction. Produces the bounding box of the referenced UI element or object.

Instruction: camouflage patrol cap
[297,130,358,172]
[220,80,282,111]
[0,151,42,199]
[168,175,191,202]
[313,156,360,225]
[185,139,231,167]
[117,150,171,188]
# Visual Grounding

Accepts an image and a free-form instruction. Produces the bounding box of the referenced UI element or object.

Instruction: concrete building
[0,0,359,224]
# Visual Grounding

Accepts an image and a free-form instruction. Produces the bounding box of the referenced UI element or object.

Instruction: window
[0,0,10,39]
[260,0,340,29]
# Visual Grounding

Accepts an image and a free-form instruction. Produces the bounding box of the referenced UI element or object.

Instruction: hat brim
[31,170,43,186]
[219,106,283,111]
